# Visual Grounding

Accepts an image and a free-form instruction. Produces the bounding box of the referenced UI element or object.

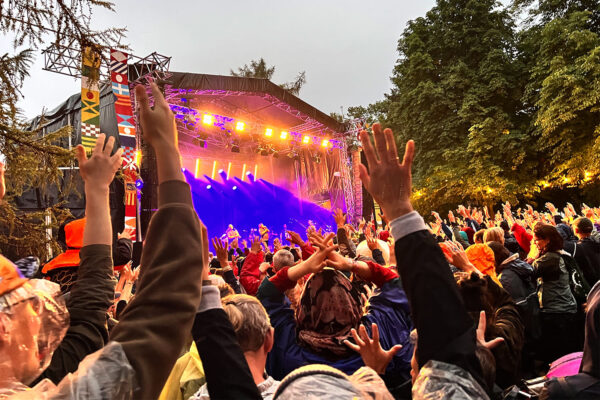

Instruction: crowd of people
[1,83,599,399]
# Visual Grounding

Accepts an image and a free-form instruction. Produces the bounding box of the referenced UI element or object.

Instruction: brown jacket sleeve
[33,244,116,385]
[109,180,204,400]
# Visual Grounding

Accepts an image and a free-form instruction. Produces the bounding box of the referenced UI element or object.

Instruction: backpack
[559,252,591,305]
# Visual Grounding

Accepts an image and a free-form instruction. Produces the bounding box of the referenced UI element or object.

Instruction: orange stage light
[302,135,310,144]
[227,162,232,180]
[194,159,201,178]
[203,114,213,125]
[211,160,217,179]
[235,122,245,132]
[321,139,329,148]
[265,128,273,137]
[280,131,288,140]
[241,163,247,181]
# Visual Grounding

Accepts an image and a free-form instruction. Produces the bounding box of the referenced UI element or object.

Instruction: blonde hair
[222,294,271,352]
[483,227,504,245]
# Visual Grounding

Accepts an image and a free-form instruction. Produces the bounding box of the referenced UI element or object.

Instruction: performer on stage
[258,223,269,244]
[224,224,240,241]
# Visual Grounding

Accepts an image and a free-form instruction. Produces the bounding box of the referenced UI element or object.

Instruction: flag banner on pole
[80,46,101,153]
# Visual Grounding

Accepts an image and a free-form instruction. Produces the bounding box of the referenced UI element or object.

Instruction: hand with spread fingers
[212,237,229,268]
[476,310,505,350]
[333,208,346,228]
[76,133,123,188]
[343,323,403,375]
[287,232,337,281]
[358,123,415,222]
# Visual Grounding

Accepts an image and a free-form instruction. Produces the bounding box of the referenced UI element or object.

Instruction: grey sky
[5,0,436,119]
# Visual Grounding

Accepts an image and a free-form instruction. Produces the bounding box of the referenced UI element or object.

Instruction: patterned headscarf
[296,268,363,358]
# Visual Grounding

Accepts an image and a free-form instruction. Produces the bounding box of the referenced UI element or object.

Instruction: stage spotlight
[194,159,201,178]
[321,139,329,148]
[280,131,288,140]
[232,186,238,190]
[206,184,212,189]
[203,114,213,125]
[265,128,273,137]
[135,178,144,189]
[235,121,245,132]
[302,135,310,144]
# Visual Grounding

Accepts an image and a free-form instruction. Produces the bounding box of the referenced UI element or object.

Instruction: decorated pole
[109,49,139,241]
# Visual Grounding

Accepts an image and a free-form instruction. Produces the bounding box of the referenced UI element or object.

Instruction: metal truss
[338,140,356,223]
[42,42,171,83]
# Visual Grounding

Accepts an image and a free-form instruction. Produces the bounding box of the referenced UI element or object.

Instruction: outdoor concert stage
[157,72,362,240]
[26,71,364,244]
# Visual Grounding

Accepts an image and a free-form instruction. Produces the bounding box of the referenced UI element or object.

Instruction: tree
[384,0,530,213]
[230,57,307,95]
[0,0,125,260]
[517,5,600,187]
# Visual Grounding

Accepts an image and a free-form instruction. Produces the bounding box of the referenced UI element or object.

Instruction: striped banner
[110,49,138,242]
[80,47,101,153]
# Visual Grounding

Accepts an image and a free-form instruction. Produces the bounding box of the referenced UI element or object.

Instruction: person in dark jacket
[455,271,525,389]
[487,241,541,340]
[557,222,578,255]
[573,217,600,287]
[532,223,578,363]
[357,123,491,398]
[540,281,600,399]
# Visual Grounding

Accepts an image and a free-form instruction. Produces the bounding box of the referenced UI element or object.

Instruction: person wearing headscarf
[256,235,413,387]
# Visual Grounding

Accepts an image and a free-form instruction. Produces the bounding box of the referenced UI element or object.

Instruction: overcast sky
[4,0,437,119]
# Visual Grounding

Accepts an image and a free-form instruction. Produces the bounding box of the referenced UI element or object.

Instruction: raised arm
[358,124,486,391]
[33,134,122,384]
[109,83,204,400]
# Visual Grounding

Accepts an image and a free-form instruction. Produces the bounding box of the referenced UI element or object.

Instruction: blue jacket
[256,276,414,384]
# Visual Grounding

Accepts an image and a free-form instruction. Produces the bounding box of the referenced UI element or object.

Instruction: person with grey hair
[273,249,295,271]
[190,294,280,400]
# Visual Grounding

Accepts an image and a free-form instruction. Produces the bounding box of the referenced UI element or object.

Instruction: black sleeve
[223,268,243,294]
[112,238,133,266]
[372,248,386,265]
[192,309,262,400]
[395,230,486,389]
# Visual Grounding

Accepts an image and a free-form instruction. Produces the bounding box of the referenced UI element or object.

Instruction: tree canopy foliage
[0,0,125,260]
[230,57,307,96]
[350,0,600,213]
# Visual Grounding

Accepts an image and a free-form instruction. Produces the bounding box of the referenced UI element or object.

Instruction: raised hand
[286,230,305,247]
[448,211,456,224]
[118,227,135,241]
[250,235,262,254]
[135,82,183,183]
[212,237,229,267]
[343,323,403,375]
[476,310,504,350]
[366,234,380,251]
[545,202,557,215]
[333,208,346,228]
[287,232,337,281]
[359,123,415,222]
[135,83,178,151]
[431,211,442,223]
[443,241,481,276]
[76,133,123,188]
